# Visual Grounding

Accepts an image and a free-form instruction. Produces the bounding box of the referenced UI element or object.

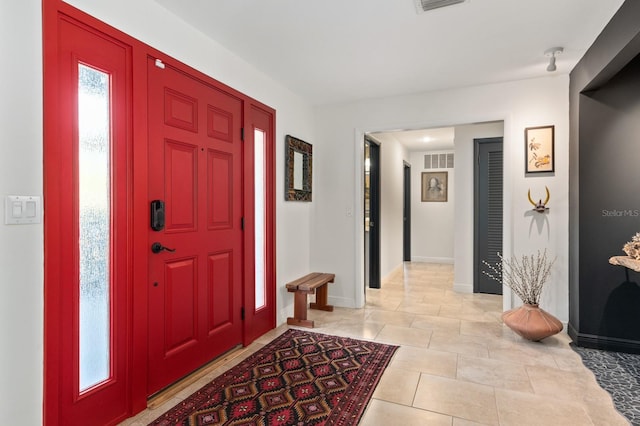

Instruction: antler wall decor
[528,186,550,213]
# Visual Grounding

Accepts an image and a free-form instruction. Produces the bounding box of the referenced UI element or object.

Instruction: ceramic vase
[502,303,563,341]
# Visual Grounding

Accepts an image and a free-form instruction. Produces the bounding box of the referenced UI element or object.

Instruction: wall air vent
[414,0,467,13]
[424,153,454,169]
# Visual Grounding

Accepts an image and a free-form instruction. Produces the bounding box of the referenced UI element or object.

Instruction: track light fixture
[544,47,563,72]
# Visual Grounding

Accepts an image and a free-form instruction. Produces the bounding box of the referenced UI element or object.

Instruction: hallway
[124,263,627,425]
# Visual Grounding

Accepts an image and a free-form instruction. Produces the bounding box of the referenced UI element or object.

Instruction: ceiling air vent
[414,0,467,13]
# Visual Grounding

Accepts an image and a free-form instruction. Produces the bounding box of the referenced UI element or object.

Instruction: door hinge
[241,307,245,321]
[241,127,245,141]
[241,217,245,230]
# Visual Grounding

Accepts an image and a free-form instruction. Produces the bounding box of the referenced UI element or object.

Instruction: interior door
[474,137,504,294]
[147,58,244,394]
[403,162,411,262]
[44,14,132,425]
[367,139,381,289]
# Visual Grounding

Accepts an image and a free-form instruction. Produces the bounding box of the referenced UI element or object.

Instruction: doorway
[43,3,276,424]
[364,138,381,289]
[403,162,411,262]
[474,137,504,294]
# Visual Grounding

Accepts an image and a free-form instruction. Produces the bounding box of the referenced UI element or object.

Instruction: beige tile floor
[121,262,629,426]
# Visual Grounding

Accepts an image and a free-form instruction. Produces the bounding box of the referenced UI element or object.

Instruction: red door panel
[209,150,234,228]
[164,258,198,356]
[165,140,198,232]
[208,251,233,332]
[165,88,199,132]
[208,106,234,141]
[147,58,244,394]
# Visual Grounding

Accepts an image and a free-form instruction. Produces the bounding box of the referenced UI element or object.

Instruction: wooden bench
[286,272,335,328]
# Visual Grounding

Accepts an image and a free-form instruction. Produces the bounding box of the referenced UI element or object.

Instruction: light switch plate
[4,195,42,225]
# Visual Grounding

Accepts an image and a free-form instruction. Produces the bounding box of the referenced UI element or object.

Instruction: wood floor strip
[147,345,245,409]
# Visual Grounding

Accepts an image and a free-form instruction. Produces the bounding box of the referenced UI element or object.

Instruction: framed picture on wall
[525,125,554,173]
[285,135,312,201]
[421,171,448,202]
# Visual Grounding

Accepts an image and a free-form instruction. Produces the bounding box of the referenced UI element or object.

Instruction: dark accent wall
[569,0,640,353]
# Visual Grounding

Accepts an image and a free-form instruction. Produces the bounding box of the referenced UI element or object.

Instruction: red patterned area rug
[149,329,398,426]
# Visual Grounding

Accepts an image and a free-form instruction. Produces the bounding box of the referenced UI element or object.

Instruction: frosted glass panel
[254,129,266,310]
[78,64,111,391]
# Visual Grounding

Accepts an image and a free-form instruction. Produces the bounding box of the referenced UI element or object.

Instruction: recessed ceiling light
[422,136,432,143]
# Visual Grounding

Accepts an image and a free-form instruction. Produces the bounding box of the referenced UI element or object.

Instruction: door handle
[151,242,176,254]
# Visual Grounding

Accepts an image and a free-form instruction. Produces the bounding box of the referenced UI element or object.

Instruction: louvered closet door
[475,138,503,295]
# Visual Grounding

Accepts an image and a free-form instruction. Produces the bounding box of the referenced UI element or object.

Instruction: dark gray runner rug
[571,344,640,425]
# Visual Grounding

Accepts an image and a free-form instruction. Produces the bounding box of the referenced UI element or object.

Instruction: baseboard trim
[568,323,640,354]
[328,295,356,309]
[279,294,356,325]
[453,282,472,293]
[411,256,454,264]
[278,308,290,326]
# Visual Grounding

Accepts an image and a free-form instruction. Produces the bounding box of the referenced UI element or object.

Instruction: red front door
[147,58,244,394]
[45,3,277,422]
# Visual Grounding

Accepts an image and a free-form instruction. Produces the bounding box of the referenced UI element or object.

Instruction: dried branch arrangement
[482,250,556,305]
[623,232,640,260]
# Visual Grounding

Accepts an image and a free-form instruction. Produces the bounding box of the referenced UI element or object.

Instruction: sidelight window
[78,64,112,391]
[254,128,266,310]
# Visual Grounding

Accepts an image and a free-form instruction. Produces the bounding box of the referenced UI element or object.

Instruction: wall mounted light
[545,47,563,72]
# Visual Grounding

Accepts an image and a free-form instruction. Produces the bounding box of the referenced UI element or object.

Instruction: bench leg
[310,284,334,312]
[287,290,314,328]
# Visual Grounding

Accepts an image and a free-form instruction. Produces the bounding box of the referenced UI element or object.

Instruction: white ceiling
[370,127,456,152]
[154,0,624,106]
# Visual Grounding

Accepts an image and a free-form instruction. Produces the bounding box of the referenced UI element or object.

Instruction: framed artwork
[285,135,312,201]
[525,125,554,173]
[421,171,448,202]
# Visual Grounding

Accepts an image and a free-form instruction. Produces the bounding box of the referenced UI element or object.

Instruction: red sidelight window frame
[43,4,136,425]
[243,104,277,345]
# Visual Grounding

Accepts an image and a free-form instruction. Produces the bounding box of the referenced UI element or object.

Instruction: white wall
[309,132,409,306]
[0,2,43,423]
[1,0,316,422]
[452,122,505,293]
[380,139,409,278]
[313,76,570,321]
[410,150,455,263]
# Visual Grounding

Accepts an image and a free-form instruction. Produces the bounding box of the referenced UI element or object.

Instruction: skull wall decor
[528,186,550,213]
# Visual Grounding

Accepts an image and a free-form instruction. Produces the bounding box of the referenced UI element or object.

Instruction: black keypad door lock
[151,242,176,254]
[150,200,165,231]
